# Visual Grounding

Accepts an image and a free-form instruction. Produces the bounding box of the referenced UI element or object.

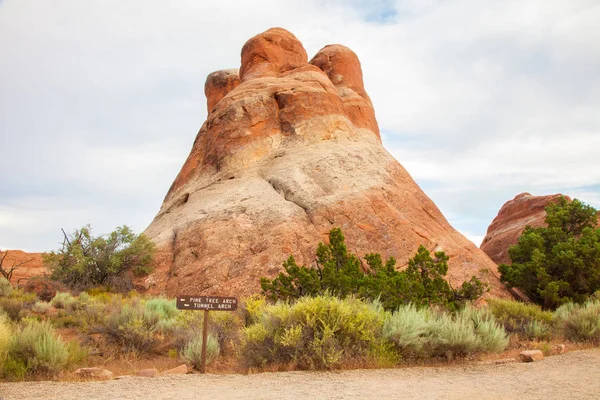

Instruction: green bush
[241,295,390,370]
[51,292,77,310]
[93,299,158,353]
[383,305,507,359]
[45,225,155,291]
[3,319,71,378]
[382,304,432,355]
[554,300,600,343]
[145,297,179,320]
[487,298,553,337]
[181,334,220,369]
[524,320,552,341]
[91,297,183,354]
[261,228,487,311]
[499,197,600,309]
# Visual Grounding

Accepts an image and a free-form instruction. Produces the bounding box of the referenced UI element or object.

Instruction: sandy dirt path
[1,348,599,400]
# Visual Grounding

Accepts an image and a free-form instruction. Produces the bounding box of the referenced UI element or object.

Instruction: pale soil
[1,348,599,400]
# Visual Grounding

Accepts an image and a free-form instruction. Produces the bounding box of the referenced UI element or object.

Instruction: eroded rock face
[480,193,568,265]
[143,28,510,299]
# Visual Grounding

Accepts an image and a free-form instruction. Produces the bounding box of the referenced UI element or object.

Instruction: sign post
[176,295,238,373]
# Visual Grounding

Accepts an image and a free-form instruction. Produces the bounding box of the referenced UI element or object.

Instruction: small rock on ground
[520,350,544,362]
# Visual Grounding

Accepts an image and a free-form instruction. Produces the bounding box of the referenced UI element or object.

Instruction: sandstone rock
[240,27,308,81]
[205,69,240,113]
[162,364,188,375]
[481,193,569,265]
[74,367,114,380]
[136,368,159,378]
[519,350,544,362]
[0,250,46,285]
[142,28,512,299]
[310,45,379,137]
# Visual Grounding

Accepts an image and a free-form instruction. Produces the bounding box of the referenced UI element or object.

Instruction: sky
[1,0,599,252]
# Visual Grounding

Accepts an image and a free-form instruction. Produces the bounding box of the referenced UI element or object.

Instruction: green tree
[44,225,155,291]
[499,196,600,309]
[261,228,487,310]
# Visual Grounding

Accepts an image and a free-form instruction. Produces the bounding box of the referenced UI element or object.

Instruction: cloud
[0,0,599,251]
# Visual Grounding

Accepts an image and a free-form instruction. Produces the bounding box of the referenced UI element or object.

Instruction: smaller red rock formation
[481,193,568,265]
[0,250,46,285]
[310,45,379,137]
[240,28,308,81]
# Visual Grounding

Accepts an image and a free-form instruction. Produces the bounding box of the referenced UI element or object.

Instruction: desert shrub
[23,277,67,302]
[241,295,390,370]
[0,313,11,357]
[487,298,553,337]
[0,297,24,321]
[8,288,38,305]
[53,311,82,328]
[499,197,600,309]
[241,294,267,326]
[45,225,155,291]
[524,320,552,341]
[90,296,184,354]
[31,301,52,314]
[382,304,432,355]
[261,228,487,311]
[554,300,600,343]
[93,299,157,353]
[3,319,71,378]
[51,292,77,310]
[0,277,13,297]
[181,334,220,369]
[145,297,179,320]
[209,311,241,354]
[383,305,507,359]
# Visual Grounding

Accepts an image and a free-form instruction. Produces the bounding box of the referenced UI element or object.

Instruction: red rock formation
[480,193,568,265]
[0,249,46,285]
[143,28,511,299]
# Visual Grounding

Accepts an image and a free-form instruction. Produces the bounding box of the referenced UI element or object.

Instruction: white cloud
[0,0,599,250]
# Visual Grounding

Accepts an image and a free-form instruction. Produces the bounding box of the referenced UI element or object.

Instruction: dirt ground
[1,348,599,400]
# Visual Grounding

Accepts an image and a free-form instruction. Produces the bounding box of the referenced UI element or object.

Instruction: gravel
[1,348,599,400]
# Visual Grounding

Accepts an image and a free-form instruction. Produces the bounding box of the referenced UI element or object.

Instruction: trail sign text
[176,295,238,311]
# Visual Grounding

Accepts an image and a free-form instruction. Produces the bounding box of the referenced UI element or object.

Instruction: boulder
[519,350,544,362]
[74,367,114,380]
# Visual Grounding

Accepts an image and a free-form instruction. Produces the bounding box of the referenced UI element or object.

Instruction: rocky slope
[480,193,568,265]
[143,28,510,298]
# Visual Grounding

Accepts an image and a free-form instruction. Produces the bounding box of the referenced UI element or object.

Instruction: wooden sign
[176,295,238,311]
[175,294,238,374]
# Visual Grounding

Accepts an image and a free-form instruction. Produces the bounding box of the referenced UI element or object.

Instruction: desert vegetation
[0,225,599,381]
[44,225,155,292]
[0,276,599,380]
